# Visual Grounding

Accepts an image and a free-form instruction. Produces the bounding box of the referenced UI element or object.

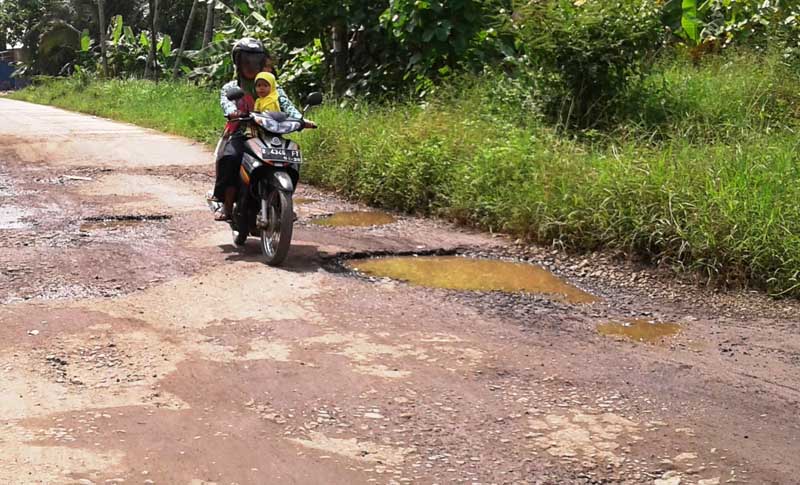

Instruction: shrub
[514,0,666,129]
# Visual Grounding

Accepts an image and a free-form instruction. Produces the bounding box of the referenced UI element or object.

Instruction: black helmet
[231,37,268,72]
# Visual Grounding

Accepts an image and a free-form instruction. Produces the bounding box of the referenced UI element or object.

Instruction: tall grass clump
[619,50,800,142]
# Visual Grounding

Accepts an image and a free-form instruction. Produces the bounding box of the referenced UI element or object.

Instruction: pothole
[344,255,599,304]
[597,319,681,343]
[311,211,396,227]
[79,214,171,232]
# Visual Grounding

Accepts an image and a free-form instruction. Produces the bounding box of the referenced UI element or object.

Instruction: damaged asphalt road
[0,98,798,484]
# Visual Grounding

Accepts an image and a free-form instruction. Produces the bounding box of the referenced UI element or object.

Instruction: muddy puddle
[79,214,171,232]
[312,211,397,227]
[597,319,681,343]
[294,197,318,205]
[345,256,598,304]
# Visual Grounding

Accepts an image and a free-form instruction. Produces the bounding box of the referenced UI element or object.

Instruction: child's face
[255,79,271,98]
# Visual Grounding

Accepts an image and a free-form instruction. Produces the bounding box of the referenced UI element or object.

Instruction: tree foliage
[382,0,512,76]
[664,0,799,55]
[2,0,798,103]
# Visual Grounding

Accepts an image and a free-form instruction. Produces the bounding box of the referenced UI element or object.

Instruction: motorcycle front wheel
[232,202,248,247]
[260,189,293,266]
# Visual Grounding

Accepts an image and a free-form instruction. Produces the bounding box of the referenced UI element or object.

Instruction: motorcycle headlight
[255,115,302,135]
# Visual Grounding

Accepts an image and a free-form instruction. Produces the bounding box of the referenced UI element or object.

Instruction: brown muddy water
[597,319,681,343]
[312,211,396,227]
[80,219,147,232]
[294,197,318,205]
[345,256,599,304]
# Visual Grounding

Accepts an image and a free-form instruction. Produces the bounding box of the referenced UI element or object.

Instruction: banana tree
[173,0,200,78]
[35,20,82,75]
[106,14,173,77]
[145,0,160,80]
[97,0,109,76]
[202,0,216,48]
[72,14,173,78]
[186,1,283,84]
[666,0,789,49]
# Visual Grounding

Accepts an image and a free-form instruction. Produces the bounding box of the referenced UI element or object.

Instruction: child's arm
[219,80,239,116]
[277,86,303,119]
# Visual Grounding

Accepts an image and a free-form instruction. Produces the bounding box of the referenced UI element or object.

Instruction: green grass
[621,52,800,142]
[11,53,800,297]
[11,78,223,145]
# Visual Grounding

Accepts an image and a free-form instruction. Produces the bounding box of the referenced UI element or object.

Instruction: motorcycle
[211,87,322,266]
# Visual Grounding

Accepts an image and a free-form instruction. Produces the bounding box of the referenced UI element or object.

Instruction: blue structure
[0,60,14,90]
[0,49,28,90]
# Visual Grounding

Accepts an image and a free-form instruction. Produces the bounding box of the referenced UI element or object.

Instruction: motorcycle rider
[212,37,315,221]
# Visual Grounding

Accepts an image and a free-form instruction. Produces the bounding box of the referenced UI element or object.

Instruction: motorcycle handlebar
[225,113,319,129]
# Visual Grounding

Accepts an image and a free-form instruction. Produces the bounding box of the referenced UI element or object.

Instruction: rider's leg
[213,164,236,221]
[213,136,245,220]
[223,186,236,218]
[213,153,232,202]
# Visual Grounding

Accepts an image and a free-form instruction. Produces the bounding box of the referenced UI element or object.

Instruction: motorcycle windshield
[253,113,302,135]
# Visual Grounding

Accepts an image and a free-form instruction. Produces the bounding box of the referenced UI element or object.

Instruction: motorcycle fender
[213,137,224,162]
[273,171,294,192]
[241,153,263,175]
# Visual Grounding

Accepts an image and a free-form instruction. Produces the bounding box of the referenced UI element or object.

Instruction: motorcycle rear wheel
[260,190,293,266]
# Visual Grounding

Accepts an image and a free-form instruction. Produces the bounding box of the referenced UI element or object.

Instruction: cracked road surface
[1,98,799,484]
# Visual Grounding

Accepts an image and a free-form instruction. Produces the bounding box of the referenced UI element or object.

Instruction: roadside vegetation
[6,0,800,296]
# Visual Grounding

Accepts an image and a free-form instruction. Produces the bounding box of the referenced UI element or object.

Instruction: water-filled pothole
[80,214,171,232]
[312,211,396,227]
[345,256,598,304]
[294,197,318,205]
[597,319,681,343]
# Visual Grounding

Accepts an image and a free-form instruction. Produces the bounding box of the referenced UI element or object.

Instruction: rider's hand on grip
[227,110,249,120]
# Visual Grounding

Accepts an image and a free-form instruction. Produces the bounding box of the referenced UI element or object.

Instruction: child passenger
[253,71,281,113]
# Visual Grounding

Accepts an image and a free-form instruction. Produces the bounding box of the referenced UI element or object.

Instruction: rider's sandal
[214,210,231,222]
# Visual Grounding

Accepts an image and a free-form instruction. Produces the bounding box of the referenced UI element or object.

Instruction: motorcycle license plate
[263,147,302,163]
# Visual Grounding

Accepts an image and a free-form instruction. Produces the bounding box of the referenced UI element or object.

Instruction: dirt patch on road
[81,261,323,330]
[528,411,641,467]
[0,422,124,485]
[78,173,205,214]
[0,320,189,422]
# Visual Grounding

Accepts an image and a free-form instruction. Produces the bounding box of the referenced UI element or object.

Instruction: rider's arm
[277,86,303,119]
[219,80,239,116]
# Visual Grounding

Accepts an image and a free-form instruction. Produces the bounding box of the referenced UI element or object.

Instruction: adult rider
[213,37,316,221]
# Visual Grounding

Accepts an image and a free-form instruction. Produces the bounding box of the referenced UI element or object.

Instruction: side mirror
[305,92,323,107]
[226,86,245,102]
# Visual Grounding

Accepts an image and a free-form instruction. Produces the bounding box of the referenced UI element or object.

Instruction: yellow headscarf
[254,72,280,113]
